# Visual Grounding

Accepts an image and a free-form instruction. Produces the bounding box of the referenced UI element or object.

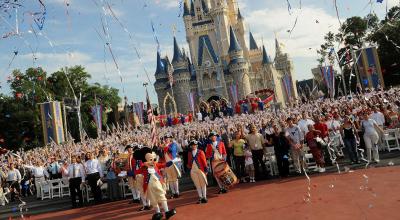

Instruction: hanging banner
[40,101,65,145]
[91,105,103,136]
[282,74,293,102]
[187,92,196,113]
[319,66,335,98]
[134,102,144,124]
[356,47,385,89]
[229,84,239,105]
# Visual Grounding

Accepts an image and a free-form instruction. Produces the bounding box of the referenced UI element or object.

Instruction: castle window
[198,15,202,21]
[196,7,201,12]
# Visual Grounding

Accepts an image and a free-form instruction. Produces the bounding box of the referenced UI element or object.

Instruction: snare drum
[212,160,238,188]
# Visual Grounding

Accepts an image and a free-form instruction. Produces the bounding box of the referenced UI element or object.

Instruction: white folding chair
[101,182,108,199]
[50,179,61,199]
[302,146,317,171]
[383,129,400,152]
[121,178,132,198]
[84,185,94,202]
[60,178,70,198]
[39,181,51,200]
[264,147,278,176]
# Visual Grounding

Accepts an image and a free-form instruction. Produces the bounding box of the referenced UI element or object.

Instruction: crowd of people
[0,88,399,219]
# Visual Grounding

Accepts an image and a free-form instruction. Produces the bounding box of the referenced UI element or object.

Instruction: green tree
[368,6,400,86]
[1,65,121,149]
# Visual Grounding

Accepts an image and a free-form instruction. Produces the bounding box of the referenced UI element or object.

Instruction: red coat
[137,162,165,193]
[125,154,141,173]
[314,123,328,138]
[235,104,241,114]
[206,141,227,161]
[187,150,208,173]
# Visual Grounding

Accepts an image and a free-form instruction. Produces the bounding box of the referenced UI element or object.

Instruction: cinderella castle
[154,0,298,114]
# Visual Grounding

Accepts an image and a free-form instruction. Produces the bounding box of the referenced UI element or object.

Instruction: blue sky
[0,0,398,103]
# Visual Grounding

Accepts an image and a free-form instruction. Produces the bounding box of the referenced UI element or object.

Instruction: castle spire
[155,51,164,74]
[228,26,242,53]
[190,0,195,16]
[262,45,270,64]
[172,37,184,63]
[183,0,190,17]
[249,32,258,50]
[275,36,282,56]
[237,8,243,20]
[201,0,209,13]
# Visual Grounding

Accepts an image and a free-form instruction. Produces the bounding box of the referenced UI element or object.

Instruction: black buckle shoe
[165,208,177,219]
[152,213,163,220]
[201,198,208,203]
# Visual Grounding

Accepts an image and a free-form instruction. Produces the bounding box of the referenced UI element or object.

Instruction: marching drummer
[205,131,228,194]
[187,140,209,204]
[163,134,181,198]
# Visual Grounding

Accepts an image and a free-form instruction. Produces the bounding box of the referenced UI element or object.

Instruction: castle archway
[163,92,177,115]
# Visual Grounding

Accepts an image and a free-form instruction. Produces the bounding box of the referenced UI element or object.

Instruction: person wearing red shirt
[187,140,209,204]
[313,115,328,139]
[205,131,228,194]
[235,103,241,114]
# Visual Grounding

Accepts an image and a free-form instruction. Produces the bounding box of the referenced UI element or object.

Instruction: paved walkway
[2,150,400,220]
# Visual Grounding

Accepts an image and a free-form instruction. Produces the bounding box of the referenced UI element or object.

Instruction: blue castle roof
[249,32,258,50]
[201,0,209,13]
[262,45,270,64]
[228,26,242,53]
[172,37,184,63]
[190,0,195,16]
[183,1,190,16]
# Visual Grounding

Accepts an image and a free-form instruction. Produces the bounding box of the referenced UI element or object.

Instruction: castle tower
[154,51,168,111]
[228,26,251,99]
[274,37,298,101]
[262,45,286,108]
[154,0,297,111]
[171,37,192,114]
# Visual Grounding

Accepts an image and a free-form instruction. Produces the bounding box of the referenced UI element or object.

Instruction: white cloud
[246,5,341,79]
[153,0,178,9]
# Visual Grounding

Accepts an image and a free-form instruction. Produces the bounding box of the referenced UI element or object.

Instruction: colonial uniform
[126,153,141,202]
[188,145,208,203]
[205,138,227,192]
[163,140,181,197]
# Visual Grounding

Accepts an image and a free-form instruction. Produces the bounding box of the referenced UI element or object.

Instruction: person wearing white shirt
[197,111,203,122]
[65,156,85,208]
[24,161,49,199]
[361,113,384,163]
[6,163,21,202]
[84,152,103,203]
[298,112,315,137]
[370,106,385,149]
[285,118,304,174]
[48,157,61,179]
[370,106,385,127]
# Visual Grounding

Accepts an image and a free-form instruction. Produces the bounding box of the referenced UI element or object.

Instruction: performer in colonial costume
[163,134,181,198]
[205,131,228,194]
[187,140,209,204]
[125,144,141,204]
[137,147,176,220]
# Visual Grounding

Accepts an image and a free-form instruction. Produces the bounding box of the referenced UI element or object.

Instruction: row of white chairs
[39,179,70,200]
[38,177,134,202]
